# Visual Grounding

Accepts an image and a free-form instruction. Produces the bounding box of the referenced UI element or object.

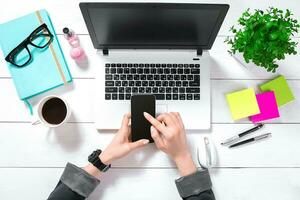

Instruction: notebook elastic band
[35,11,67,85]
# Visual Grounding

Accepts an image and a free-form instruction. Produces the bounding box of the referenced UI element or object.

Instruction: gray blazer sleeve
[60,163,100,197]
[175,169,215,200]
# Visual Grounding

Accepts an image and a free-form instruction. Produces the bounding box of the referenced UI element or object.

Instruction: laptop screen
[80,3,229,50]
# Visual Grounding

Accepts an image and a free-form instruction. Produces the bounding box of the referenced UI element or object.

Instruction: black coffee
[42,97,67,125]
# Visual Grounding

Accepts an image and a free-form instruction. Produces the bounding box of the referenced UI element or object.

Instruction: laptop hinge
[197,48,203,56]
[103,48,109,56]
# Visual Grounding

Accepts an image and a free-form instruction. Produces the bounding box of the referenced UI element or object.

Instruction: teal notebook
[0,10,72,107]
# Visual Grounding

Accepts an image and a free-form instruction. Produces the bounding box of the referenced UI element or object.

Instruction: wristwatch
[88,149,111,172]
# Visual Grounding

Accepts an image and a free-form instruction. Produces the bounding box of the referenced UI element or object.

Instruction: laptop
[80,3,229,130]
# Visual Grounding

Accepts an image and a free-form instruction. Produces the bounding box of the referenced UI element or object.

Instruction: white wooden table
[1,0,300,199]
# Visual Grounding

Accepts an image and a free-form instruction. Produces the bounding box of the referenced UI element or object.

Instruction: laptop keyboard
[105,63,200,100]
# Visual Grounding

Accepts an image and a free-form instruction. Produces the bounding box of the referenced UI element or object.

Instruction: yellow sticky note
[226,88,260,120]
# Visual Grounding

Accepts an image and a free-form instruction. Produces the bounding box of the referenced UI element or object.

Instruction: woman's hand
[144,112,197,176]
[99,113,149,164]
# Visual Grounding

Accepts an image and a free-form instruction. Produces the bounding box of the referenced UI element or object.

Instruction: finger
[129,139,149,150]
[156,113,175,126]
[144,112,166,133]
[170,112,183,128]
[151,126,165,150]
[121,113,130,129]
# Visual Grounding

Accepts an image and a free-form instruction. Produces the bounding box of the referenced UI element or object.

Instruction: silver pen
[221,123,264,145]
[229,133,272,148]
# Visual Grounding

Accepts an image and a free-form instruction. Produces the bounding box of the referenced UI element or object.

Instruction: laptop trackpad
[156,104,168,116]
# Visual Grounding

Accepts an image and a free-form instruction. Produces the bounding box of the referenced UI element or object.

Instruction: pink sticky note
[250,91,280,123]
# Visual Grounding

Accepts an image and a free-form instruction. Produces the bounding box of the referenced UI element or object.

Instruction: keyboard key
[194,94,200,100]
[176,81,182,87]
[129,81,134,86]
[183,81,189,87]
[179,88,185,93]
[105,81,114,86]
[191,69,200,74]
[124,68,130,74]
[105,87,117,93]
[135,81,141,86]
[113,75,119,80]
[160,75,166,80]
[128,64,133,68]
[112,94,118,100]
[126,94,131,100]
[173,94,178,100]
[142,81,148,86]
[131,68,137,74]
[154,94,165,100]
[162,81,168,86]
[140,75,146,80]
[173,64,178,68]
[122,81,128,86]
[167,75,173,80]
[162,64,167,68]
[169,81,175,87]
[158,68,164,74]
[105,68,109,74]
[166,94,171,100]
[149,81,155,86]
[184,64,189,68]
[105,94,111,100]
[184,69,190,74]
[111,63,116,67]
[152,87,158,93]
[122,63,127,67]
[139,87,145,93]
[119,87,125,93]
[174,75,180,80]
[178,69,183,74]
[187,94,193,100]
[134,64,138,68]
[127,75,133,80]
[105,63,110,67]
[147,75,153,80]
[186,88,200,93]
[132,87,138,93]
[179,94,186,100]
[187,75,193,80]
[189,81,200,87]
[154,75,160,80]
[134,75,139,80]
[117,63,121,67]
[111,68,116,74]
[105,75,113,80]
[144,68,150,74]
[155,81,162,87]
[166,87,172,93]
[125,87,131,93]
[119,94,124,100]
[181,75,187,80]
[164,69,170,74]
[159,87,165,93]
[137,68,143,74]
[151,68,156,74]
[139,64,144,67]
[189,64,195,68]
[117,68,123,74]
[171,69,177,74]
[146,87,152,93]
[145,64,150,67]
[195,64,200,68]
[115,81,121,86]
[120,75,126,80]
[172,88,179,93]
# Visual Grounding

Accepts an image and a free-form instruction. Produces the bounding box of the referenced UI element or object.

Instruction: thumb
[129,139,149,150]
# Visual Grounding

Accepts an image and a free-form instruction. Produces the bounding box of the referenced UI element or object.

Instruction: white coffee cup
[32,95,71,128]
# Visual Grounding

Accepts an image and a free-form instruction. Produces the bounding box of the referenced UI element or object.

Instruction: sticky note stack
[226,75,294,123]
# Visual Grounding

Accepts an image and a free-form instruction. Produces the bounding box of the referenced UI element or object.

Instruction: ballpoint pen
[229,133,272,148]
[221,123,264,145]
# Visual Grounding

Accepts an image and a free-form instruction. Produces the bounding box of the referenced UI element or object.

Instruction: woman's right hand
[144,112,197,176]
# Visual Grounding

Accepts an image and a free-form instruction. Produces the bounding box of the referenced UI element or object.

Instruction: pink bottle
[63,27,86,61]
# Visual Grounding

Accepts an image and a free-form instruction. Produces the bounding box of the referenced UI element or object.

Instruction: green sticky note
[226,88,260,120]
[260,75,295,107]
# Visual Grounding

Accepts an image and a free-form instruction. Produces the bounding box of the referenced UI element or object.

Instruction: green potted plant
[225,7,300,72]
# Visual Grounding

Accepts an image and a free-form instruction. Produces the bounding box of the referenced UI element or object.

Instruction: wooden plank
[1,0,300,36]
[0,79,299,123]
[0,167,300,200]
[1,36,300,79]
[0,123,299,167]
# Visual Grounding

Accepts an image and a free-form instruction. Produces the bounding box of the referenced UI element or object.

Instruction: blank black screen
[87,6,222,47]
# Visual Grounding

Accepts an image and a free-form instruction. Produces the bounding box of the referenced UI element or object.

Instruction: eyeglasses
[5,23,54,67]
